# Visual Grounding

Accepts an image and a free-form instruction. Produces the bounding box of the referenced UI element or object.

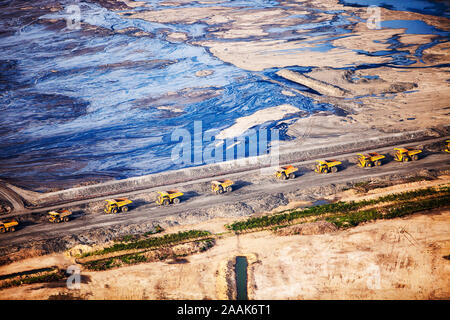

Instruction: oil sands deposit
[0,0,449,301]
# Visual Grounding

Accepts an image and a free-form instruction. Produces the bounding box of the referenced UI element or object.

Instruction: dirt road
[1,142,449,248]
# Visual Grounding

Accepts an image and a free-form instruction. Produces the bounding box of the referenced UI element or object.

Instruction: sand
[215,104,300,140]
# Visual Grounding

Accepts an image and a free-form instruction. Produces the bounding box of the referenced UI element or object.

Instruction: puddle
[381,20,449,36]
[235,256,248,300]
[339,0,450,18]
[312,199,331,206]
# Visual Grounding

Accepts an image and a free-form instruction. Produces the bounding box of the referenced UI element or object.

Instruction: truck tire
[64,217,69,222]
[367,162,372,167]
[163,199,170,206]
[218,186,224,194]
[375,160,382,166]
[412,155,419,161]
[403,157,409,162]
[122,206,128,213]
[173,197,180,204]
[331,166,338,173]
[288,173,295,179]
[0,227,4,233]
[281,173,287,180]
[226,186,233,192]
[112,208,118,214]
[10,227,15,232]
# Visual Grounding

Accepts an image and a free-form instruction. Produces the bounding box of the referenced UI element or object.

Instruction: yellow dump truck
[48,209,72,223]
[314,160,342,174]
[357,152,385,168]
[156,190,184,206]
[275,165,298,180]
[0,219,18,233]
[394,147,422,162]
[445,140,450,153]
[211,180,234,194]
[104,198,132,214]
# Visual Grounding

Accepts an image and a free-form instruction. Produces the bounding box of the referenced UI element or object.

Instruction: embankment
[276,69,350,97]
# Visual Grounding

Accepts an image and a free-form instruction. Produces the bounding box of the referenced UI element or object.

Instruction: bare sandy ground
[253,209,449,299]
[284,112,389,149]
[302,65,450,132]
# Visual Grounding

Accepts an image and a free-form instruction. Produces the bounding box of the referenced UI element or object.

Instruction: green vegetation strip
[81,230,212,258]
[84,254,147,271]
[84,238,215,271]
[326,194,450,228]
[226,186,450,232]
[0,269,65,290]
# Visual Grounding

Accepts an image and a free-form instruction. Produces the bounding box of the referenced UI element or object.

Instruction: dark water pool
[235,256,248,300]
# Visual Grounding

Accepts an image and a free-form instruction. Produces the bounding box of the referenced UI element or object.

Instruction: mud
[1,0,449,189]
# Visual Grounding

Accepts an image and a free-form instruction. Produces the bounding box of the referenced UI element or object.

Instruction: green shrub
[82,230,212,257]
[120,254,147,265]
[0,270,65,290]
[326,194,450,228]
[84,258,118,271]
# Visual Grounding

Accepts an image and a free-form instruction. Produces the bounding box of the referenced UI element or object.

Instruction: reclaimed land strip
[81,239,215,271]
[226,185,450,233]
